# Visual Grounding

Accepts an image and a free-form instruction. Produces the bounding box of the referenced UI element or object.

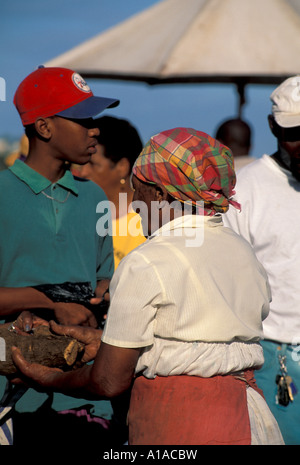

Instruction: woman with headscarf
[12,128,284,445]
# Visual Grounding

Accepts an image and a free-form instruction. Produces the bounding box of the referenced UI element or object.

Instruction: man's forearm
[0,287,52,316]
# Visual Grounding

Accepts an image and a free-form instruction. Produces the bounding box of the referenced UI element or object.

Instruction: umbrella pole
[236,82,246,118]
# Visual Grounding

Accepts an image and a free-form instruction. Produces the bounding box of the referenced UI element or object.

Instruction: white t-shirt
[223,154,300,344]
[234,155,256,171]
[102,214,270,377]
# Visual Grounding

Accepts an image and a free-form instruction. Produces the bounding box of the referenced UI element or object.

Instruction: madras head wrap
[132,127,241,216]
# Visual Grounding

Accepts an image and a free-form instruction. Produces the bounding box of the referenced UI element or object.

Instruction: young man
[0,66,119,446]
[223,76,300,445]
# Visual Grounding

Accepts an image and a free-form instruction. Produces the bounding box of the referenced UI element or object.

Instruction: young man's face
[50,116,100,165]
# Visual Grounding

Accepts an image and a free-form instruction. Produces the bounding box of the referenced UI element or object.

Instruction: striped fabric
[0,383,28,445]
[0,407,13,445]
[132,127,241,216]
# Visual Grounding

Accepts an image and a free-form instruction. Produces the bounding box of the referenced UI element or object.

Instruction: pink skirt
[128,370,263,445]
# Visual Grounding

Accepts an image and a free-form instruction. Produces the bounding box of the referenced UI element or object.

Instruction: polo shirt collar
[9,160,78,195]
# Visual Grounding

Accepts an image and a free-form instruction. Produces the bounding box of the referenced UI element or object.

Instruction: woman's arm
[12,339,140,400]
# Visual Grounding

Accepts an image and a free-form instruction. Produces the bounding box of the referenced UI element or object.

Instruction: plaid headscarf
[132,127,241,216]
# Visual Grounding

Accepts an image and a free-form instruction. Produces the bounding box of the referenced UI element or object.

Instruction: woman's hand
[11,346,64,388]
[49,321,102,362]
[10,321,101,388]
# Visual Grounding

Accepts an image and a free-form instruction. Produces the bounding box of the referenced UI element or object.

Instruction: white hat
[271,76,300,128]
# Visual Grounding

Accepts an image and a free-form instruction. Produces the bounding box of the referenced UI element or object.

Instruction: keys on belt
[275,355,298,406]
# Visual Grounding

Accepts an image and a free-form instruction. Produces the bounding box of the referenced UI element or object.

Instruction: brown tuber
[0,325,84,375]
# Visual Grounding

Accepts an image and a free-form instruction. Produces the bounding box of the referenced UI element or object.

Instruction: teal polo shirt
[0,160,114,289]
[0,160,114,416]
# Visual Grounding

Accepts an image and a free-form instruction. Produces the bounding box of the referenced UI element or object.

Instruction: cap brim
[56,95,119,120]
[273,111,300,128]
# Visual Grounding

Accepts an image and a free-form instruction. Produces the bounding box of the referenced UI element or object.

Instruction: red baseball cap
[14,66,120,126]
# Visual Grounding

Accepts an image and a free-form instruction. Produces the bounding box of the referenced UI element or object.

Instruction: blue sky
[0,0,278,157]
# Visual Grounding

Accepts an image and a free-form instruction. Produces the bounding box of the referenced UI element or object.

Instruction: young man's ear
[34,117,52,140]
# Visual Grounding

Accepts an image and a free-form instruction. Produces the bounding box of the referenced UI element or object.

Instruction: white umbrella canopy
[45,0,300,114]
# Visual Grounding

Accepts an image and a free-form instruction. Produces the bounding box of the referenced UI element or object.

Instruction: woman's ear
[154,184,169,203]
[116,157,131,179]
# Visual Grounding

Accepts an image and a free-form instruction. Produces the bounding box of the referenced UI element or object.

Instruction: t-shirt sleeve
[102,249,165,348]
[96,232,114,280]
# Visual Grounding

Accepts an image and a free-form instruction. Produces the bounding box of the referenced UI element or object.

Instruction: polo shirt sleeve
[96,231,114,281]
[102,248,166,348]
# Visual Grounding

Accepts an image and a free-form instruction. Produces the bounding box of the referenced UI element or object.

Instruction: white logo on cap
[72,73,91,93]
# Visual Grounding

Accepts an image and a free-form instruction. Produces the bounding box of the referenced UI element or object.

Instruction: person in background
[4,134,29,167]
[215,118,255,170]
[223,76,300,445]
[0,65,119,447]
[80,116,145,268]
[12,127,284,445]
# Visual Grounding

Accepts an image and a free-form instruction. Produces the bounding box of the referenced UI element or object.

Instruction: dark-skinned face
[131,175,158,237]
[269,115,300,181]
[281,139,300,181]
[49,116,100,165]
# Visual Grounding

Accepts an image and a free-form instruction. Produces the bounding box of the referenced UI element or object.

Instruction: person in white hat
[223,75,300,445]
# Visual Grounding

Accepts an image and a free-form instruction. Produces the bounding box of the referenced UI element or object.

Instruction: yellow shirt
[112,211,145,268]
